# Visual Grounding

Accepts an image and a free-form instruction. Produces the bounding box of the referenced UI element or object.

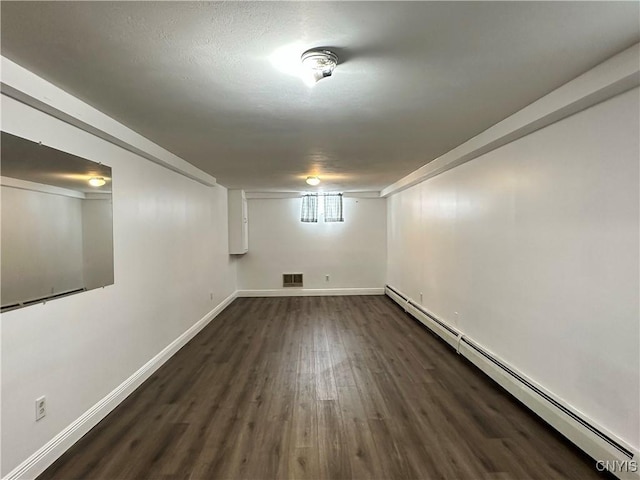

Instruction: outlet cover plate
[36,396,46,421]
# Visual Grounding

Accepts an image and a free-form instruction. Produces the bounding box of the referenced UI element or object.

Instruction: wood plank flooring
[38,296,609,480]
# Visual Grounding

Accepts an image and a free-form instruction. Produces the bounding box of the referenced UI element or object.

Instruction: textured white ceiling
[1,2,638,192]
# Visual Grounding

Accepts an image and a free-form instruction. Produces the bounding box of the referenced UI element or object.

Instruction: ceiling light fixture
[301,49,338,85]
[88,177,106,187]
[306,176,321,186]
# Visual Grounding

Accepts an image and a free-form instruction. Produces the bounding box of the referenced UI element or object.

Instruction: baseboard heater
[386,284,461,348]
[385,284,638,479]
[461,335,633,459]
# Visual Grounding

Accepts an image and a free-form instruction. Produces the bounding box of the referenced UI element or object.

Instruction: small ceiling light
[89,177,106,187]
[301,49,338,85]
[306,176,321,186]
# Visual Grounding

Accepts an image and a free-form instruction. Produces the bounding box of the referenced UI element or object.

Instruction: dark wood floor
[39,296,608,480]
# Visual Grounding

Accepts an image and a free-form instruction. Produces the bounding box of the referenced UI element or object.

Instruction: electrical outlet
[325,274,330,282]
[210,292,214,300]
[36,396,46,421]
[419,292,423,303]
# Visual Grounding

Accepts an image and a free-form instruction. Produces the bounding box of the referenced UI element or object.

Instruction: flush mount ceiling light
[301,49,338,85]
[306,176,321,186]
[88,176,106,187]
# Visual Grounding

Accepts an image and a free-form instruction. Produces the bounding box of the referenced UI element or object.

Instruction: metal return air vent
[283,273,303,287]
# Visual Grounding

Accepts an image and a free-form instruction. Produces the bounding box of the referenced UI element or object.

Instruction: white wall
[81,197,115,290]
[238,197,386,291]
[1,186,85,305]
[0,94,237,476]
[387,88,639,450]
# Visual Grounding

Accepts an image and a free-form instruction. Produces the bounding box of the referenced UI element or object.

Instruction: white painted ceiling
[1,2,638,193]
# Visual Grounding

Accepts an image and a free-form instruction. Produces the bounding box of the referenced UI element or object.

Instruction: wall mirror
[1,131,114,312]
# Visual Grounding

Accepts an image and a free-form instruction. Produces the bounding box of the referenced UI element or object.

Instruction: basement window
[300,194,318,222]
[300,193,344,222]
[323,193,344,222]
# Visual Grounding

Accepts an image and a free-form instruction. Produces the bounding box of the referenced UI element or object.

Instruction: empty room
[1,2,638,479]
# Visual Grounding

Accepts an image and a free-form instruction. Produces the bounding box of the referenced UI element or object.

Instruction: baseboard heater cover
[460,336,633,460]
[384,284,638,478]
[386,285,461,348]
[409,299,459,338]
[386,284,408,302]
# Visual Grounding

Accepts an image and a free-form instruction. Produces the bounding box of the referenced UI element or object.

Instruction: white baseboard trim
[237,287,385,297]
[385,285,639,480]
[3,290,238,480]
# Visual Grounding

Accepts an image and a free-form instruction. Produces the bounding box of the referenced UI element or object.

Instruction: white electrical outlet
[325,274,330,282]
[36,396,46,421]
[419,292,423,303]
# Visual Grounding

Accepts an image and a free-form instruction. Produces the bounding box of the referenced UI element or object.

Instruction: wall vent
[283,273,303,287]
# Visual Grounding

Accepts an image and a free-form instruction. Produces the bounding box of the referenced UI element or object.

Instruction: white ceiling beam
[245,191,382,199]
[343,191,382,198]
[381,43,640,198]
[245,192,302,199]
[0,56,216,187]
